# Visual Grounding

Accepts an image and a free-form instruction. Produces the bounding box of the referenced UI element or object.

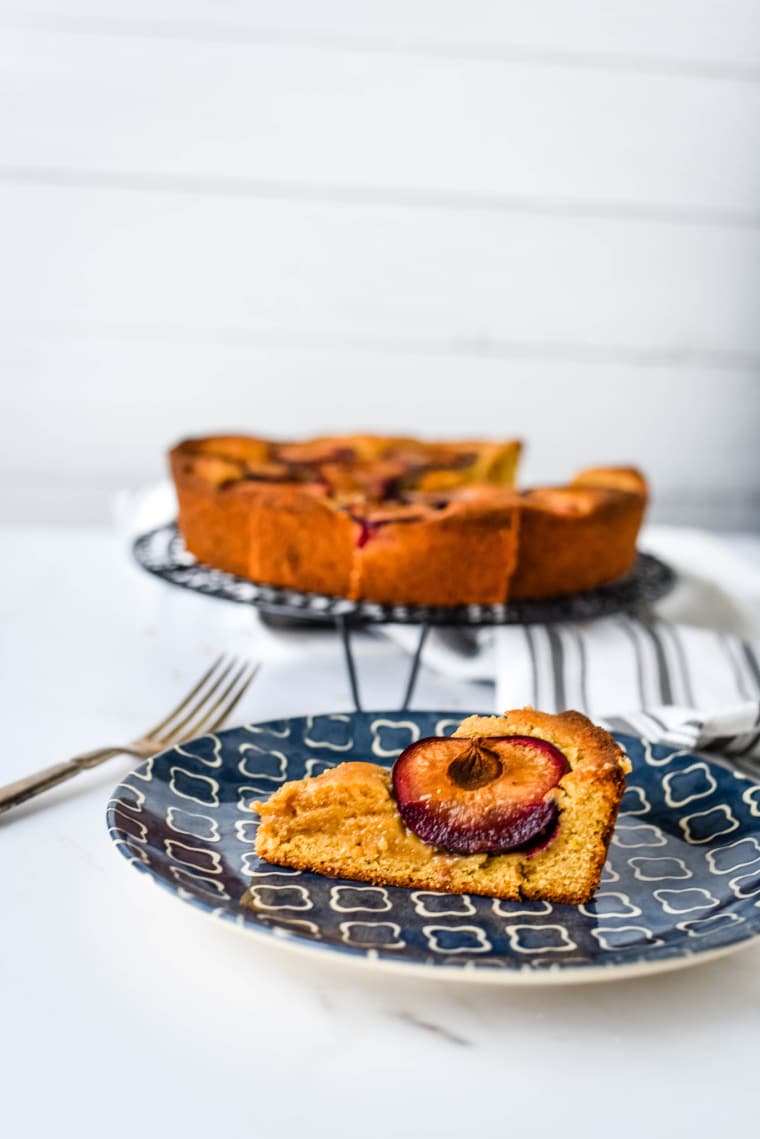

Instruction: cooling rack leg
[335,615,363,712]
[400,622,430,710]
[630,601,657,623]
[336,616,428,712]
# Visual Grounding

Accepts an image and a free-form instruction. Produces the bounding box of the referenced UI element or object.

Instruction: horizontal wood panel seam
[2,166,759,231]
[4,323,760,371]
[4,15,760,83]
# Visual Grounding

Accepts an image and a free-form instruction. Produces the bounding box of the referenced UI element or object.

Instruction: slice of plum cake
[253,708,630,905]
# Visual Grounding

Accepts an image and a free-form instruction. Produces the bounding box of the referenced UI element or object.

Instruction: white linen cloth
[118,483,760,775]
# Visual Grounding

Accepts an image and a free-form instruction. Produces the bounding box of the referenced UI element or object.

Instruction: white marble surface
[2,524,760,1138]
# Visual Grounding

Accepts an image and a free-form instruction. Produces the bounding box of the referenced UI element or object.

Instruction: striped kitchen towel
[381,528,760,774]
[383,614,760,776]
[494,616,758,715]
[493,616,760,773]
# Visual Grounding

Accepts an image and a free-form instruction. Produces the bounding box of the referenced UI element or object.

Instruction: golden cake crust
[170,433,523,605]
[170,434,647,606]
[507,470,647,600]
[253,708,631,905]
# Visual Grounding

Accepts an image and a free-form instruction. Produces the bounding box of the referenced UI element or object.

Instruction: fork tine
[201,664,261,734]
[153,656,242,744]
[171,662,259,742]
[146,654,230,739]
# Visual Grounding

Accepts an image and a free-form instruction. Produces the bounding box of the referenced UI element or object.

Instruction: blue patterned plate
[106,711,760,983]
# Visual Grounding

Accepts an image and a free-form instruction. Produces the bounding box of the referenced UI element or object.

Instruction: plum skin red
[391,735,570,854]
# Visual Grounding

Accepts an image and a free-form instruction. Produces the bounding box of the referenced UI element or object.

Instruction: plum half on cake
[253,708,631,905]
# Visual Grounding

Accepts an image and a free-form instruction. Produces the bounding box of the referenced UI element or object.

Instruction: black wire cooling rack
[133,522,676,711]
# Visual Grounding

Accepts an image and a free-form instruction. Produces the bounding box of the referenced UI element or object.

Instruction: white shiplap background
[1,0,759,528]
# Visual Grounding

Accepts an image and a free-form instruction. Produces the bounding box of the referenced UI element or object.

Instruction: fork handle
[0,748,125,815]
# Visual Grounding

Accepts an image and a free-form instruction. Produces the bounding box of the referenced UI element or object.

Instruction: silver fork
[0,655,259,817]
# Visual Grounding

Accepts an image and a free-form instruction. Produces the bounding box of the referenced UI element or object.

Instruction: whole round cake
[169,433,647,606]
